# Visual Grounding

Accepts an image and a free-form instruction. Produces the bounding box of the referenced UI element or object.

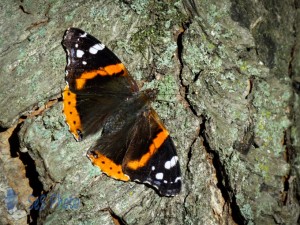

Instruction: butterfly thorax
[101,90,155,134]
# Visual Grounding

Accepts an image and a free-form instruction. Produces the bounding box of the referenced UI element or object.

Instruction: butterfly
[62,28,181,196]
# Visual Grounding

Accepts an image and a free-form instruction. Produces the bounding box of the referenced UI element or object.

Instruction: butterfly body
[62,28,181,196]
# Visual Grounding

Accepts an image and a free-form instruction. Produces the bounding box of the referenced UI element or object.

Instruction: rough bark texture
[0,0,299,224]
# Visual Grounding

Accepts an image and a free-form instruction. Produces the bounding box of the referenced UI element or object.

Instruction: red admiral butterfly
[62,28,181,196]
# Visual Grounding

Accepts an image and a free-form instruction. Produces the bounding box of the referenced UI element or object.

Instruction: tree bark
[0,0,299,224]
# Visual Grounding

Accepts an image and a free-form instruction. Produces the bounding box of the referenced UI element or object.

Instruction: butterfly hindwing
[123,109,181,196]
[62,28,181,196]
[86,91,153,183]
[87,106,181,196]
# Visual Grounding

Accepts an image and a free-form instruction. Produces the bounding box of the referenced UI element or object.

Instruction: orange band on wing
[127,128,169,170]
[104,63,128,76]
[87,151,129,181]
[75,63,128,90]
[63,86,82,140]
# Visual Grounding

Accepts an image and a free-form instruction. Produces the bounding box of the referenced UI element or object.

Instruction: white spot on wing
[82,61,87,65]
[144,181,151,185]
[155,173,163,180]
[76,49,84,58]
[151,166,155,171]
[80,32,87,38]
[89,43,105,54]
[164,156,178,169]
[75,44,78,48]
[175,177,181,183]
[66,49,71,66]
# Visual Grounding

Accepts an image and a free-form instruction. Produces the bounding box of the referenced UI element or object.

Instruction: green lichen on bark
[0,0,299,224]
